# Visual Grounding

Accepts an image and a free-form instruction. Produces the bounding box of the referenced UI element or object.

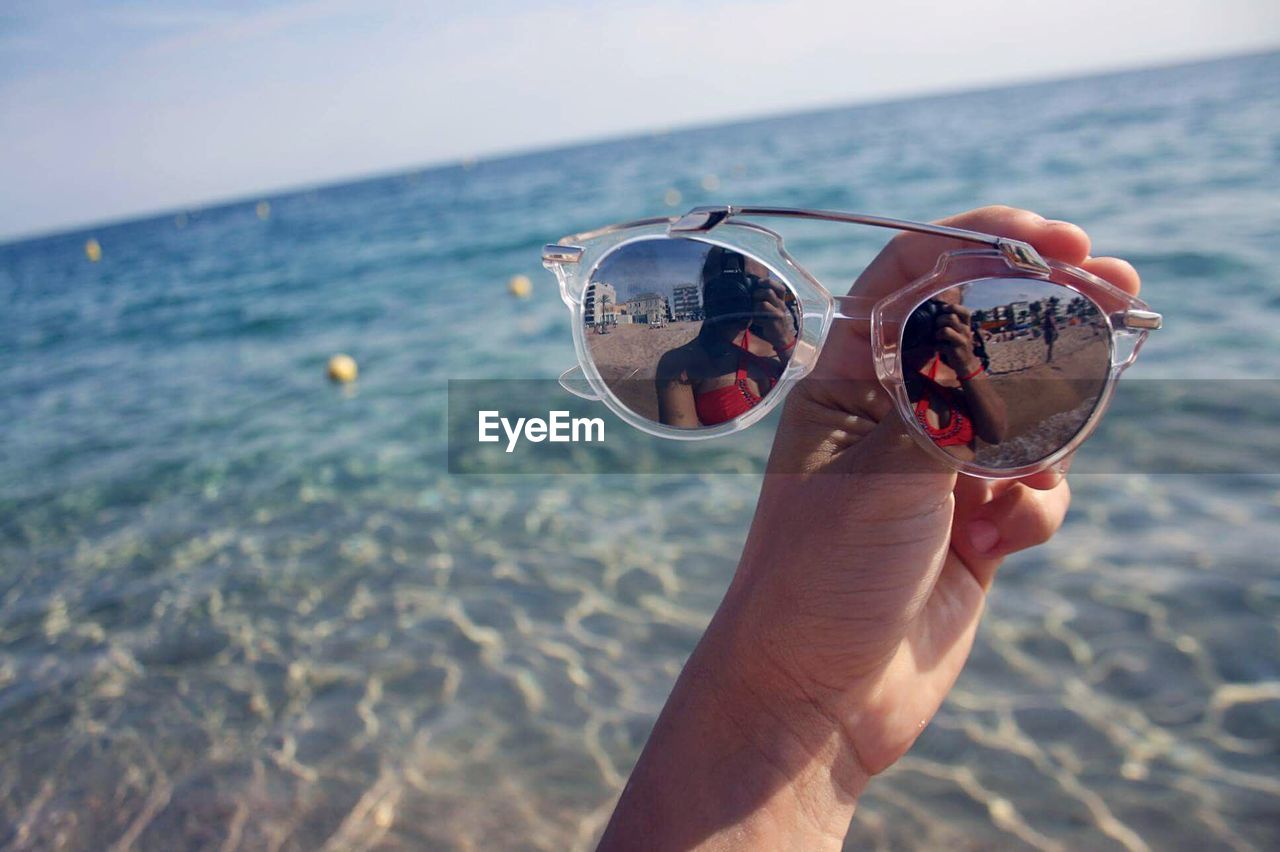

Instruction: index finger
[754,285,785,304]
[755,277,788,298]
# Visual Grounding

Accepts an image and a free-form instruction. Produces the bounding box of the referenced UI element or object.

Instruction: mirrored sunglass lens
[583,239,801,430]
[900,279,1111,469]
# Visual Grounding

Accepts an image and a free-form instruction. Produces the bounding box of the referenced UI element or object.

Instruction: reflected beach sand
[587,321,701,421]
[974,327,1111,468]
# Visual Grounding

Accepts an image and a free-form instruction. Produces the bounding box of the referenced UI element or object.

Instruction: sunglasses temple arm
[831,294,877,322]
[674,206,1051,274]
[724,206,1002,244]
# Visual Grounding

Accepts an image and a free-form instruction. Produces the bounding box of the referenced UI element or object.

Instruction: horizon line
[3,44,1276,248]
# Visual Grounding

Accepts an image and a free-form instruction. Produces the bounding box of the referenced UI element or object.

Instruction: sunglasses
[542,206,1162,479]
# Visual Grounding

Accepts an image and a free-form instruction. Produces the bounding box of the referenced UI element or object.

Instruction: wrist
[601,595,867,850]
[704,592,871,808]
[947,354,980,376]
[766,330,796,354]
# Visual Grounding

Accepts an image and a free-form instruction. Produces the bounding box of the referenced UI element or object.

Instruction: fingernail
[967,520,999,554]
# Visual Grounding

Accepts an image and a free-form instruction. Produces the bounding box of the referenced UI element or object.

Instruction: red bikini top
[913,356,975,448]
[694,331,780,426]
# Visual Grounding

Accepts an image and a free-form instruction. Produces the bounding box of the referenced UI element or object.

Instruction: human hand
[598,207,1142,850]
[723,206,1141,790]
[935,303,981,374]
[750,277,795,352]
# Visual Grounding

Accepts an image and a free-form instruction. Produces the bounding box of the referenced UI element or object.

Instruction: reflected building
[671,283,702,321]
[585,281,616,326]
[625,292,671,325]
[1009,300,1031,326]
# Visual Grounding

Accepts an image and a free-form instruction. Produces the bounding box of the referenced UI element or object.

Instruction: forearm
[959,373,1007,443]
[657,381,700,428]
[598,588,865,850]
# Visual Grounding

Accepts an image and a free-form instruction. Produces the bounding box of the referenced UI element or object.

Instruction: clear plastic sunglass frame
[542,206,1162,479]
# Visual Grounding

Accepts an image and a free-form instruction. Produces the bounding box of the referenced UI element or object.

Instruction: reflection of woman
[656,248,797,427]
[903,300,1007,457]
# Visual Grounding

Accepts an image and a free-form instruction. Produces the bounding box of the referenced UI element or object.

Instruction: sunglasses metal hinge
[670,206,733,233]
[996,239,1051,275]
[1115,309,1163,330]
[542,244,584,265]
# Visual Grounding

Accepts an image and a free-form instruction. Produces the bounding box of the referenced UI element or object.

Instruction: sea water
[1,52,1278,849]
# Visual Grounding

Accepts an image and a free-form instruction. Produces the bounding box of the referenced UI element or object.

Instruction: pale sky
[2,0,1278,241]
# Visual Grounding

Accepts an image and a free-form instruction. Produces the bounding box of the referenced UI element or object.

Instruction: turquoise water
[2,52,1279,849]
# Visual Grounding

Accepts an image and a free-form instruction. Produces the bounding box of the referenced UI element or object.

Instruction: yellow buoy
[508,274,532,298]
[84,238,102,262]
[256,200,271,220]
[327,354,358,383]
[664,188,683,207]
